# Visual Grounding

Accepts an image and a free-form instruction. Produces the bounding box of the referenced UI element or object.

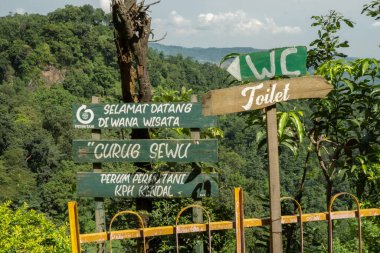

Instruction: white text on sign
[241,83,290,111]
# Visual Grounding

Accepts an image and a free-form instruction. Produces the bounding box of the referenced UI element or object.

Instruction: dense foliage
[0,4,379,253]
[0,201,70,252]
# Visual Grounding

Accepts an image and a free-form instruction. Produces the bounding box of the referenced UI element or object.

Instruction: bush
[0,201,70,253]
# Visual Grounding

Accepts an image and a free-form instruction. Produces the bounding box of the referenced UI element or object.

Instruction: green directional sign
[72,102,217,129]
[73,139,218,163]
[77,172,219,198]
[226,46,307,82]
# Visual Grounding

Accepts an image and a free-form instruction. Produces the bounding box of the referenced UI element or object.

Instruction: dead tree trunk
[112,0,153,103]
[112,0,155,251]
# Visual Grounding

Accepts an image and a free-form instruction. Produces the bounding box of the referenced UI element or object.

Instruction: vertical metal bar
[357,207,362,253]
[109,210,147,253]
[92,96,106,253]
[176,205,212,253]
[68,201,81,253]
[234,187,245,253]
[280,197,303,253]
[265,104,283,253]
[328,192,363,253]
[328,206,333,253]
[299,211,304,253]
[191,95,204,253]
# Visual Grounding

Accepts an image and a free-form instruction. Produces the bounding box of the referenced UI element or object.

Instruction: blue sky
[1,0,379,58]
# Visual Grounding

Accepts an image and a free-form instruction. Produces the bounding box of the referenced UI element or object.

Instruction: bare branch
[149,32,167,42]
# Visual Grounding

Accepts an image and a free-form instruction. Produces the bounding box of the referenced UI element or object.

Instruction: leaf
[348,119,361,129]
[289,111,305,143]
[343,19,354,28]
[219,52,240,66]
[257,137,267,151]
[361,60,370,76]
[281,141,298,157]
[343,79,354,92]
[277,112,289,139]
[371,89,380,97]
[255,130,266,144]
[338,40,349,48]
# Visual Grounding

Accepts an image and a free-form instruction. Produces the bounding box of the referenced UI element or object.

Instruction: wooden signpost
[73,139,218,163]
[77,172,219,198]
[203,46,332,253]
[72,99,219,253]
[73,102,216,129]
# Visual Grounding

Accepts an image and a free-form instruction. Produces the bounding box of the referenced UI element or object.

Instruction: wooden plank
[73,102,217,129]
[202,76,332,116]
[77,172,219,198]
[72,139,218,163]
[78,208,380,243]
[226,46,307,82]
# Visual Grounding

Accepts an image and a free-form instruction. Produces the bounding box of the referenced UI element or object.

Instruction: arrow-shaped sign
[225,46,307,82]
[202,76,332,116]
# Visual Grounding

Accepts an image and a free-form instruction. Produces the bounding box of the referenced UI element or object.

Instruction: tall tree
[111,1,156,251]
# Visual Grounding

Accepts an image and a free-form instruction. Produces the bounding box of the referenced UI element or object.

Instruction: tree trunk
[356,171,367,201]
[112,1,154,251]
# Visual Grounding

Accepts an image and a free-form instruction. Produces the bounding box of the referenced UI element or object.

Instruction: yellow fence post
[68,201,81,253]
[234,187,245,253]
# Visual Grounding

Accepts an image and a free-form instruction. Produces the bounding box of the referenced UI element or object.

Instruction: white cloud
[196,10,301,35]
[198,10,264,33]
[265,17,302,34]
[170,11,191,26]
[154,11,196,36]
[99,0,111,13]
[152,9,302,46]
[15,8,25,15]
[372,21,380,27]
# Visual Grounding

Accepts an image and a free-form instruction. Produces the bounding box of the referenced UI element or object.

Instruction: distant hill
[149,43,366,66]
[149,43,262,64]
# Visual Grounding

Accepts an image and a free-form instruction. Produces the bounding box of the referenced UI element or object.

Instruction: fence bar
[108,210,146,253]
[328,192,362,253]
[281,197,304,253]
[234,187,245,253]
[68,201,81,253]
[176,204,212,253]
[77,208,380,243]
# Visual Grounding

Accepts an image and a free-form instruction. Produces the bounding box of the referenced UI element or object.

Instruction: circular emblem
[76,105,94,125]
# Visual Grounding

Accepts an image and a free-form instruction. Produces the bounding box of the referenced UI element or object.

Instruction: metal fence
[68,188,380,253]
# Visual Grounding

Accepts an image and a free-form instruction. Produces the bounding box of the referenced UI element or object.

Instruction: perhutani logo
[75,105,95,128]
